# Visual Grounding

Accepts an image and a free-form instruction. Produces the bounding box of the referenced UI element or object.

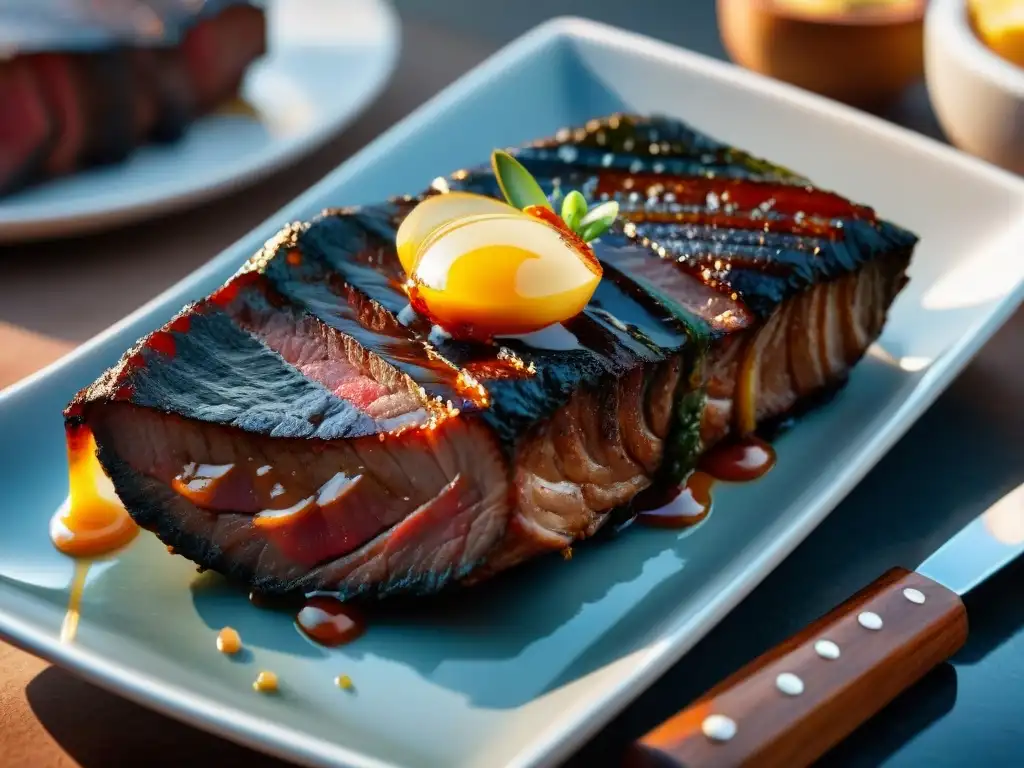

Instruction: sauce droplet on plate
[296,596,366,647]
[700,435,777,482]
[50,426,139,558]
[253,670,279,693]
[634,436,778,529]
[335,674,354,691]
[217,627,242,655]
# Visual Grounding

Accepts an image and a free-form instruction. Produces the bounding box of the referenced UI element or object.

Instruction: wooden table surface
[2,5,1023,768]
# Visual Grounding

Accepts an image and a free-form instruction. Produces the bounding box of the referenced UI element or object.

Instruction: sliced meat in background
[0,58,54,195]
[180,5,267,112]
[27,53,86,177]
[0,3,266,195]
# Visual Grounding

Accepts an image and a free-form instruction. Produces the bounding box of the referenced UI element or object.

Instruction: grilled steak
[66,115,917,598]
[0,2,265,195]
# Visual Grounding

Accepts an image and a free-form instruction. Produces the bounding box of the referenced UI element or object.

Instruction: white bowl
[925,0,1024,174]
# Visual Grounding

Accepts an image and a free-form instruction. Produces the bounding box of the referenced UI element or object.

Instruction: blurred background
[2,0,1021,343]
[1,2,1023,767]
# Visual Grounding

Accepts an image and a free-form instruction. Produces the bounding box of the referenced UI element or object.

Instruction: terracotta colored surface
[0,323,75,390]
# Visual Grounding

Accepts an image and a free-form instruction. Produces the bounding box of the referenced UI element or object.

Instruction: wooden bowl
[717,0,927,109]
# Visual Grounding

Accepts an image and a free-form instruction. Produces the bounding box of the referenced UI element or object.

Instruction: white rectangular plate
[1,17,1023,768]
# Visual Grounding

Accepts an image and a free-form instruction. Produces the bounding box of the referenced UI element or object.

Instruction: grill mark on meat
[262,208,699,451]
[110,304,378,440]
[256,223,472,410]
[622,210,842,239]
[594,172,873,221]
[221,275,425,424]
[600,244,753,335]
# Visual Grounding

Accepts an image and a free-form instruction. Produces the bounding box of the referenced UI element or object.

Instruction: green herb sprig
[491,150,619,242]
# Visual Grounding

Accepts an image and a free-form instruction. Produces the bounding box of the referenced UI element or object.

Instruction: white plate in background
[0,0,400,242]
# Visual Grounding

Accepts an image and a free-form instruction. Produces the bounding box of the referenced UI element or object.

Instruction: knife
[625,481,1024,768]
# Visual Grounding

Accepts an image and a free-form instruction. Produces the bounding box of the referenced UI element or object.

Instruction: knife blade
[625,481,1024,768]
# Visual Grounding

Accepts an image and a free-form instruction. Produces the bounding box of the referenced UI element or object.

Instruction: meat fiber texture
[67,114,918,600]
[0,1,266,195]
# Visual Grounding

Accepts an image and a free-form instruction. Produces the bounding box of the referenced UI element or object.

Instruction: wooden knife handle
[627,567,967,768]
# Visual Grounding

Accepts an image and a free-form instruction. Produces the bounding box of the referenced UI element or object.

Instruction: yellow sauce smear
[50,428,139,558]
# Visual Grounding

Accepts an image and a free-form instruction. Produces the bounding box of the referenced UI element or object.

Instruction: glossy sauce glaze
[295,595,367,647]
[50,425,139,558]
[173,459,384,568]
[635,436,777,528]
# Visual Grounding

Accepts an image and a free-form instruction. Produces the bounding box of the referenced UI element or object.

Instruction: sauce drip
[635,471,714,528]
[635,436,778,528]
[295,596,366,647]
[60,560,89,644]
[700,436,777,482]
[50,426,139,558]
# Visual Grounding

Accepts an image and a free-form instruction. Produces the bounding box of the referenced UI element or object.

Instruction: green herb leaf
[491,150,552,211]
[578,200,619,241]
[560,190,588,232]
